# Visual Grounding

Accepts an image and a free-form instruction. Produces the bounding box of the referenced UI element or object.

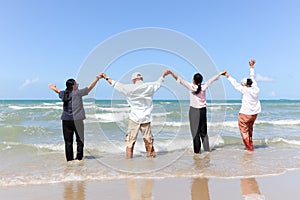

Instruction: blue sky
[1,0,299,100]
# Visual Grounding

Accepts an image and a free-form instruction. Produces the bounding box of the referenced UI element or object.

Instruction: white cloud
[19,78,39,90]
[255,74,273,82]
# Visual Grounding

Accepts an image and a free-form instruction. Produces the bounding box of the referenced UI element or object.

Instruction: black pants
[189,107,209,153]
[62,120,84,161]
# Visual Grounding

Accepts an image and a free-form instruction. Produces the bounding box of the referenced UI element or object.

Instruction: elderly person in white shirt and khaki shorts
[222,59,261,151]
[102,70,170,159]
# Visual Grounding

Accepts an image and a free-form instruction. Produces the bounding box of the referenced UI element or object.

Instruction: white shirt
[228,68,261,115]
[177,74,221,109]
[111,77,164,123]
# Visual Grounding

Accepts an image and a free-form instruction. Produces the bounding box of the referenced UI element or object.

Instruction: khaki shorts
[125,120,154,148]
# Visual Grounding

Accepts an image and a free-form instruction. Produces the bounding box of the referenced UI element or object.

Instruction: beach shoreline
[1,169,300,200]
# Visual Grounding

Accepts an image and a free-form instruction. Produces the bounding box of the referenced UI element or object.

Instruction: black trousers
[62,120,84,161]
[189,107,209,153]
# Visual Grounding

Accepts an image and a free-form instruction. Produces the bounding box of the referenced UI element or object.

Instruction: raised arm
[48,83,60,93]
[169,70,193,91]
[102,73,113,85]
[249,59,257,86]
[162,69,172,78]
[202,71,225,91]
[102,73,130,95]
[88,73,103,92]
[222,70,244,93]
[169,70,179,81]
[149,69,171,93]
[155,69,171,86]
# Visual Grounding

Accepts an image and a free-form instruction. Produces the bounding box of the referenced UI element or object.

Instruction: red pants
[238,113,258,151]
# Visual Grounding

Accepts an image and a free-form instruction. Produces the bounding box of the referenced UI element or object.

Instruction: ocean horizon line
[1,98,299,102]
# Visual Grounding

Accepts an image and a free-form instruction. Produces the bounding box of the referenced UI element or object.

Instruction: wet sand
[1,169,300,199]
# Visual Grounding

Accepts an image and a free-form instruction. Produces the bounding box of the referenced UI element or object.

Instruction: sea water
[1,100,300,186]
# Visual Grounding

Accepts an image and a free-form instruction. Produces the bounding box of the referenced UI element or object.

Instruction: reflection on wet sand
[64,181,85,200]
[240,152,265,200]
[191,177,210,200]
[191,153,211,200]
[240,178,264,199]
[127,179,154,200]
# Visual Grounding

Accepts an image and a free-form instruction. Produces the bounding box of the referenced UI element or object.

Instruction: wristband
[106,77,110,81]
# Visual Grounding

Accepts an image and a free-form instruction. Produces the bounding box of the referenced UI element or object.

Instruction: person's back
[127,84,155,121]
[102,70,170,158]
[234,68,261,115]
[169,70,223,153]
[59,88,89,120]
[240,84,261,115]
[221,59,261,151]
[113,78,163,124]
[49,74,102,161]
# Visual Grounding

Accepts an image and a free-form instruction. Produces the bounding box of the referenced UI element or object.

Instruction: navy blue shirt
[59,87,89,120]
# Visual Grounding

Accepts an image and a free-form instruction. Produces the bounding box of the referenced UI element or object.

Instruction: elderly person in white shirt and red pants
[222,59,261,151]
[102,70,170,159]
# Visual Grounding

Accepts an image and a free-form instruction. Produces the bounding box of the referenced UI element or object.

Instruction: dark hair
[63,79,75,106]
[193,73,203,95]
[246,78,253,87]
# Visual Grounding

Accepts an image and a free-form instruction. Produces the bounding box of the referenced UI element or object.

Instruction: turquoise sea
[1,99,300,186]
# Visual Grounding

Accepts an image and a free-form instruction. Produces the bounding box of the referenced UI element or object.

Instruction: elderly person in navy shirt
[49,74,102,161]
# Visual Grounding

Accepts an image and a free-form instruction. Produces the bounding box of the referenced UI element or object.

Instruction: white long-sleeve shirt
[177,74,221,109]
[111,77,164,123]
[228,68,261,115]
